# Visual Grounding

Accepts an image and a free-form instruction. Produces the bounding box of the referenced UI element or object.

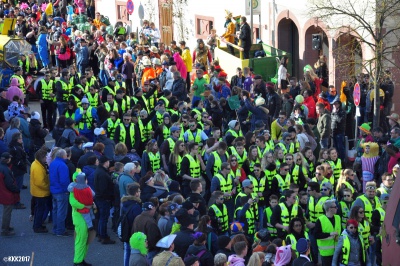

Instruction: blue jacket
[0,139,8,154]
[49,157,70,194]
[74,107,99,133]
[82,165,96,190]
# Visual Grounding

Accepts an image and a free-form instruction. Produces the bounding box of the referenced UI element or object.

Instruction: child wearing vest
[67,172,95,230]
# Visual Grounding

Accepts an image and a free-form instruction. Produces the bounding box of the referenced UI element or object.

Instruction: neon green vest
[78,107,93,130]
[279,202,299,226]
[355,194,381,221]
[41,79,54,100]
[215,173,233,195]
[148,151,161,172]
[210,204,229,232]
[184,154,200,178]
[316,215,341,256]
[341,234,365,265]
[264,207,277,236]
[106,118,120,139]
[118,123,136,145]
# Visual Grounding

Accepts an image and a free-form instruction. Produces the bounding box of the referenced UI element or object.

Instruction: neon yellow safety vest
[210,204,229,232]
[114,81,126,91]
[65,111,75,120]
[291,165,300,184]
[277,142,294,155]
[58,80,71,101]
[316,214,341,256]
[184,154,200,178]
[104,102,119,113]
[376,186,389,195]
[103,86,116,96]
[235,192,259,220]
[264,207,277,237]
[119,97,131,113]
[355,194,381,221]
[118,123,136,145]
[276,173,290,193]
[376,207,386,241]
[248,159,260,173]
[192,108,202,122]
[308,196,329,223]
[248,175,266,201]
[69,73,81,89]
[176,155,182,174]
[158,96,169,108]
[358,220,371,248]
[162,126,170,140]
[279,202,299,227]
[287,232,310,257]
[10,75,25,93]
[264,168,276,189]
[328,159,342,183]
[78,107,94,130]
[214,173,233,196]
[230,168,241,192]
[212,151,229,177]
[235,206,255,235]
[71,94,82,107]
[40,79,54,100]
[86,92,99,107]
[138,120,153,142]
[147,151,161,172]
[167,137,176,153]
[229,147,247,167]
[156,112,164,126]
[339,201,351,230]
[226,129,243,138]
[75,84,87,94]
[341,234,366,265]
[106,118,120,139]
[186,129,202,144]
[342,181,355,194]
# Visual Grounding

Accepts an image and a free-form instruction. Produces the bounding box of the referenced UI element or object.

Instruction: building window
[253,25,260,43]
[195,15,214,39]
[116,1,129,23]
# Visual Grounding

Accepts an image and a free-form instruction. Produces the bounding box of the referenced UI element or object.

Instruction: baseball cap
[142,202,155,211]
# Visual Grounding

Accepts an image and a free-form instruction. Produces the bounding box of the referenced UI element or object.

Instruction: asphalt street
[0,101,124,266]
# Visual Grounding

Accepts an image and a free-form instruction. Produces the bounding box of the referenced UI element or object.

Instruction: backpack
[117,203,135,242]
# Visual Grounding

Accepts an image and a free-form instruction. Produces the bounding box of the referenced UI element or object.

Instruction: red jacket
[303,96,317,119]
[0,163,20,205]
[73,187,93,214]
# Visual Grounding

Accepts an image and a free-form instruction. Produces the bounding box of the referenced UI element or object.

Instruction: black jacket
[266,91,282,119]
[96,135,115,160]
[71,145,85,167]
[94,165,114,201]
[9,140,27,176]
[239,22,252,49]
[174,227,195,258]
[29,119,47,148]
[331,107,346,134]
[230,75,245,88]
[171,78,186,101]
[77,151,96,169]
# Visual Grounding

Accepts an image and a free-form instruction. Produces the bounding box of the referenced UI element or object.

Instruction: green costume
[70,193,90,264]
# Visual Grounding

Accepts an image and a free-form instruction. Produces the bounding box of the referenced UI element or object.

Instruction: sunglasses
[231,159,237,162]
[225,168,231,171]
[348,226,357,229]
[180,144,185,147]
[285,139,292,141]
[253,169,260,172]
[285,157,293,160]
[321,188,329,191]
[123,119,131,121]
[189,124,196,127]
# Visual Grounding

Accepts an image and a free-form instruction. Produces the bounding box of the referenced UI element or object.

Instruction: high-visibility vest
[376,186,390,195]
[276,173,290,192]
[192,108,202,122]
[308,196,329,223]
[355,194,381,221]
[183,154,200,178]
[75,84,87,94]
[235,192,259,220]
[78,107,94,130]
[119,97,131,113]
[339,201,351,230]
[230,168,241,192]
[147,151,161,172]
[10,75,25,93]
[235,206,255,235]
[166,137,176,153]
[277,142,294,155]
[279,202,299,227]
[358,220,371,248]
[212,151,228,177]
[87,76,97,89]
[291,165,300,184]
[69,73,81,89]
[341,234,366,265]
[58,80,71,101]
[328,159,342,182]
[106,118,120,139]
[86,92,99,107]
[71,94,82,107]
[104,102,119,113]
[287,232,309,257]
[248,175,266,201]
[248,159,260,173]
[264,207,277,237]
[156,112,164,126]
[376,207,386,241]
[229,147,247,168]
[158,96,169,108]
[138,119,152,142]
[214,173,233,195]
[186,129,202,144]
[162,126,170,140]
[342,181,355,194]
[40,79,54,100]
[65,110,75,120]
[210,204,229,232]
[118,123,136,145]
[316,215,341,256]
[103,86,116,96]
[226,129,243,138]
[114,81,126,91]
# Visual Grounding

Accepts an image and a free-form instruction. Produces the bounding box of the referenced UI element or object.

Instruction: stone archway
[277,19,300,78]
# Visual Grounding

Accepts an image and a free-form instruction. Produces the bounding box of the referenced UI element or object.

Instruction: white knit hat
[31,111,40,120]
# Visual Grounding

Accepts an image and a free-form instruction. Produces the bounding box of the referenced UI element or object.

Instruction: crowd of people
[0,1,398,266]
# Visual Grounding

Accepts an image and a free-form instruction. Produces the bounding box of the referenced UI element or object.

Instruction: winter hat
[31,111,40,120]
[275,245,292,266]
[163,112,171,119]
[321,182,332,191]
[74,173,88,189]
[139,110,148,116]
[296,238,309,254]
[170,125,180,132]
[255,97,265,106]
[346,219,358,228]
[129,232,148,255]
[359,123,371,135]
[218,235,231,249]
[228,120,238,129]
[81,97,89,104]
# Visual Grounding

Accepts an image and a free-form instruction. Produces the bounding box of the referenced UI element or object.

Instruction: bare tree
[307,0,400,126]
[144,1,157,23]
[171,0,189,42]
